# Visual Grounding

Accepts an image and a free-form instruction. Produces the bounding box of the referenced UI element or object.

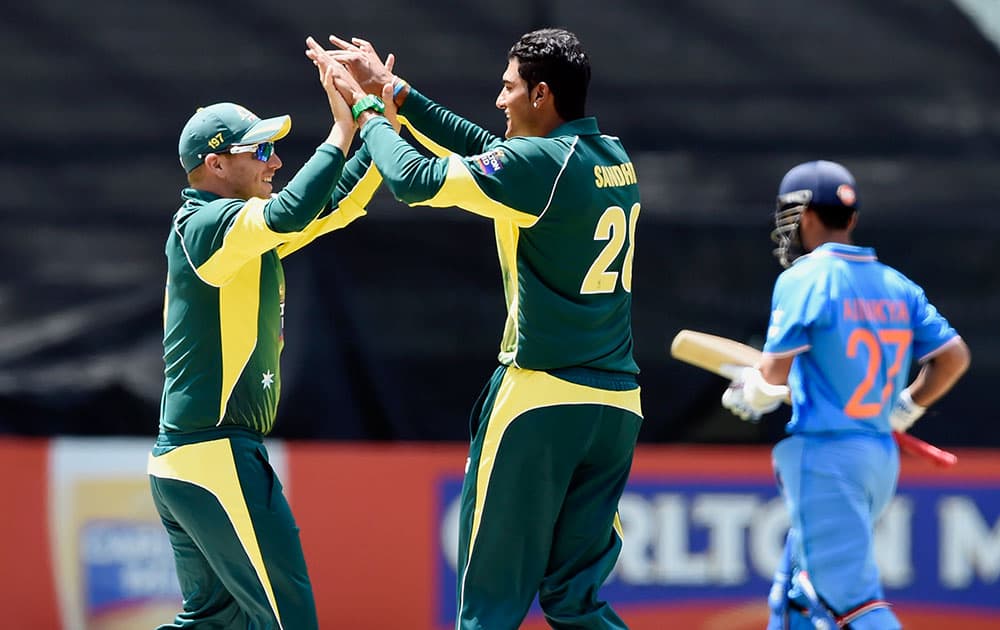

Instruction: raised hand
[305,36,360,153]
[306,36,365,106]
[305,37,352,124]
[328,34,397,96]
[379,81,401,132]
[322,64,354,126]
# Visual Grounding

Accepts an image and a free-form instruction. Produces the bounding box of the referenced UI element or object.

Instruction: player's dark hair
[508,28,590,121]
[811,204,856,230]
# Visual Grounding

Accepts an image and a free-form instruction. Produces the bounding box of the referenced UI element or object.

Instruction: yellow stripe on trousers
[148,439,283,629]
[458,367,641,616]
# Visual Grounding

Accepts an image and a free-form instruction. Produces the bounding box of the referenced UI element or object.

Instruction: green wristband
[351,94,386,121]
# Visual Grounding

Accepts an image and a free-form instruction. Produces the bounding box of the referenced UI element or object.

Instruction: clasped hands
[305,34,401,128]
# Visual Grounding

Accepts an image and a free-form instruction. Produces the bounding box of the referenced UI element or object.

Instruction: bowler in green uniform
[310,28,642,629]
[148,64,379,629]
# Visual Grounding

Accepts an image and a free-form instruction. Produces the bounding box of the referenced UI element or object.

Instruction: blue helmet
[771,160,859,268]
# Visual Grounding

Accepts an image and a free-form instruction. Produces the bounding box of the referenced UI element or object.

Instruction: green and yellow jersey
[365,89,639,378]
[159,144,380,438]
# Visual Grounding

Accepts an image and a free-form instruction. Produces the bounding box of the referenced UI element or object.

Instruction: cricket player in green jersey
[148,62,380,629]
[309,28,642,629]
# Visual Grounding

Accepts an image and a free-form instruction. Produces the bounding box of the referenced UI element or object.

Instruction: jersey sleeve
[179,145,352,285]
[908,283,959,361]
[360,116,566,226]
[276,144,379,258]
[763,267,832,357]
[397,87,500,157]
[263,144,345,233]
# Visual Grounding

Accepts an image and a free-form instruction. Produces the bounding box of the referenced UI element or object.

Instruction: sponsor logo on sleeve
[474,149,505,175]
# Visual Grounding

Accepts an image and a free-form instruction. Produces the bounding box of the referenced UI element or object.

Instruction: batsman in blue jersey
[722,160,970,629]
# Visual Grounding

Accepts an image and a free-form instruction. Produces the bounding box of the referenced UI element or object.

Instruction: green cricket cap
[178,102,291,173]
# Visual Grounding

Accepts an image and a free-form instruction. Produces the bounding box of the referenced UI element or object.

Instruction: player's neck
[817,233,853,249]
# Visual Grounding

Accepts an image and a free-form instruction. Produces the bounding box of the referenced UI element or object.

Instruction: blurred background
[1,1,999,628]
[2,0,998,446]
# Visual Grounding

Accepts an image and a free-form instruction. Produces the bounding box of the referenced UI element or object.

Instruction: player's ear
[204,153,225,174]
[799,207,816,228]
[847,211,859,231]
[532,82,549,108]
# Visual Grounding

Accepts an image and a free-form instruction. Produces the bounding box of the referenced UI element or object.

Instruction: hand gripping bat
[670,329,957,467]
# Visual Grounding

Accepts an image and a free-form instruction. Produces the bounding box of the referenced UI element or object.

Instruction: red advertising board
[2,438,998,629]
[0,438,59,629]
[289,444,1000,629]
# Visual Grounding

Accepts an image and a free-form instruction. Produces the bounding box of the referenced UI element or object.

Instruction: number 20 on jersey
[581,202,640,294]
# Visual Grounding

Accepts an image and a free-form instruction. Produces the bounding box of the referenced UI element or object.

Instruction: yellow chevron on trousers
[466,367,642,560]
[147,439,285,629]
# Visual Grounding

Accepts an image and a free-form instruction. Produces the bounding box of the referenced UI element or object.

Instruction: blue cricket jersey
[763,243,959,435]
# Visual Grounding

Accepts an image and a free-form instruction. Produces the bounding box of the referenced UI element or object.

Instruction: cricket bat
[670,329,958,467]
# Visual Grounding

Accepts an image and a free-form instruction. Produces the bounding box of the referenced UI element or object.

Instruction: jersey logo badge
[768,309,784,339]
[474,149,505,175]
[837,184,857,206]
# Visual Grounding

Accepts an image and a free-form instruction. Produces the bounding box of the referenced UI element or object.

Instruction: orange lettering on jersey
[843,299,857,321]
[842,299,910,324]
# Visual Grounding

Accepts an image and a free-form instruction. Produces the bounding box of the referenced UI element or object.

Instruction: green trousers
[148,432,317,629]
[455,365,643,630]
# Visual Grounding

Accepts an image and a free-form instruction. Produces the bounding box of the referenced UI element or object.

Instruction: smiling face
[226,150,282,199]
[201,148,283,200]
[496,59,537,139]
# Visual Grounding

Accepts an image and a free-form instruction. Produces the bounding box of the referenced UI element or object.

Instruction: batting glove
[889,388,926,433]
[722,367,789,423]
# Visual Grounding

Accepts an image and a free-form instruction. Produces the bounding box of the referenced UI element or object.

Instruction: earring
[533,102,538,108]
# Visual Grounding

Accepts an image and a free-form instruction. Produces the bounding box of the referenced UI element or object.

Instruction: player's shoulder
[194,196,245,218]
[503,134,576,156]
[874,260,927,296]
[873,257,911,280]
[175,194,245,232]
[180,189,243,211]
[781,251,829,279]
[478,136,577,176]
[773,254,838,300]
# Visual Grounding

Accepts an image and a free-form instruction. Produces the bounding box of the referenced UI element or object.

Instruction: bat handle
[718,364,744,380]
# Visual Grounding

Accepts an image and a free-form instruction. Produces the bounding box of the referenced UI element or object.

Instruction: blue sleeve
[763,267,832,355]
[908,283,958,361]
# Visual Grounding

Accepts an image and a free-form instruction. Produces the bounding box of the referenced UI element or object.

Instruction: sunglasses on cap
[225,142,275,162]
